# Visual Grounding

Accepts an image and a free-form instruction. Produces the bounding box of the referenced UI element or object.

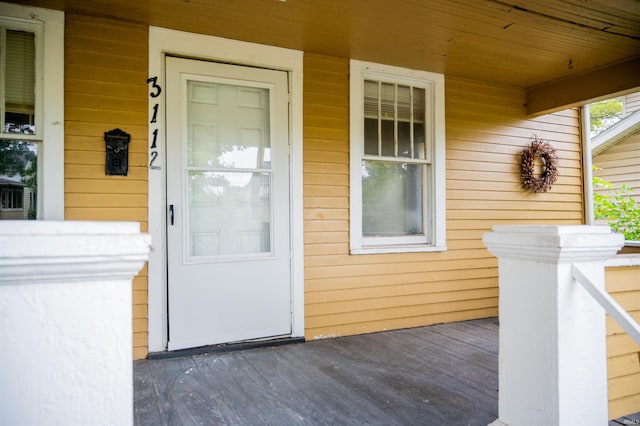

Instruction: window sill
[350,244,447,255]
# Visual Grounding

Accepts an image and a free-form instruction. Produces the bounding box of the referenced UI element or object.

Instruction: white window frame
[0,3,64,220]
[349,60,446,254]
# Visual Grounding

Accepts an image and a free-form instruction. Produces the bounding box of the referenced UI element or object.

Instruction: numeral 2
[149,151,160,169]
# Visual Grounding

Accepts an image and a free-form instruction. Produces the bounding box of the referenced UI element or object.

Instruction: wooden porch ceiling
[12,0,640,114]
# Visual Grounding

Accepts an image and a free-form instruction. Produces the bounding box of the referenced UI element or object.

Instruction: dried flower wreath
[521,137,558,193]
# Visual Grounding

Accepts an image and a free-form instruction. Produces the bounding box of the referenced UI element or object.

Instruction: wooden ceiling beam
[525,56,640,116]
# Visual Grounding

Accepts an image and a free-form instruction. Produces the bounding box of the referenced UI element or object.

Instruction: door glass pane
[362,160,423,236]
[3,30,36,135]
[187,81,270,169]
[188,171,271,257]
[185,79,272,258]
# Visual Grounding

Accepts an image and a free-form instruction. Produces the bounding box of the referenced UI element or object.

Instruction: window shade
[364,79,425,123]
[5,30,35,112]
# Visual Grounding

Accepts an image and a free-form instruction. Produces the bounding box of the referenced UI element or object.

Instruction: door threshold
[148,336,305,360]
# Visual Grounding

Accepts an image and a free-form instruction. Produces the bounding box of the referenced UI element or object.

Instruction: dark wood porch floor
[134,317,499,425]
[134,316,640,425]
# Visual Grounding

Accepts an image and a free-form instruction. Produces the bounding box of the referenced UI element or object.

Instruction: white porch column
[483,225,624,426]
[0,221,151,426]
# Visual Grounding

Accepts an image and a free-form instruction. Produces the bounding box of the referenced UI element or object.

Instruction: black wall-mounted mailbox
[104,128,131,176]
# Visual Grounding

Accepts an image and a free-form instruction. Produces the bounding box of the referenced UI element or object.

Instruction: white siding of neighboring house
[624,92,640,115]
[593,93,640,204]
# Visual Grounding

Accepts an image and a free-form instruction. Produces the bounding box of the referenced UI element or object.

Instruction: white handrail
[572,263,640,346]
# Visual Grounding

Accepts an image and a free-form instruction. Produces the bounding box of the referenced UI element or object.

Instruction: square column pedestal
[0,221,151,426]
[483,225,624,426]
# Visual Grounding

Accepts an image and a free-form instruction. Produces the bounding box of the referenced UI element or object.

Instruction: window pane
[413,87,425,122]
[396,84,411,159]
[397,85,411,121]
[380,83,395,120]
[398,121,411,157]
[413,123,426,159]
[0,140,37,219]
[364,80,379,155]
[4,30,36,135]
[413,88,426,159]
[380,119,394,156]
[363,80,379,118]
[364,118,378,155]
[362,160,423,236]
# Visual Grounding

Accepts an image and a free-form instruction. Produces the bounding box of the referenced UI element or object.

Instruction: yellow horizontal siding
[303,53,583,340]
[65,14,149,359]
[606,265,640,419]
[58,21,592,363]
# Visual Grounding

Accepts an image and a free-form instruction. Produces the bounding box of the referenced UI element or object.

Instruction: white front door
[165,56,291,351]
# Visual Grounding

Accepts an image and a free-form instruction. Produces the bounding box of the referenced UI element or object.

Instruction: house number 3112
[147,76,162,170]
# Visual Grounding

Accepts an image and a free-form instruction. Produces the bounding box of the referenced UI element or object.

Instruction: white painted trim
[148,27,304,352]
[0,3,64,220]
[581,105,594,226]
[349,59,446,254]
[484,225,623,425]
[0,221,150,426]
[483,225,624,263]
[605,253,640,267]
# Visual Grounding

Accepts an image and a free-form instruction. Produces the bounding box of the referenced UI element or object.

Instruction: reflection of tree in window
[1,26,38,219]
[0,141,37,219]
[362,161,423,236]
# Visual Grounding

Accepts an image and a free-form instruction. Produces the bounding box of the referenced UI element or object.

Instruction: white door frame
[148,27,304,352]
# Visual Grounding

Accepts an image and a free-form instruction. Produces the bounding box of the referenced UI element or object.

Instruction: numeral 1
[151,103,159,123]
[150,128,158,149]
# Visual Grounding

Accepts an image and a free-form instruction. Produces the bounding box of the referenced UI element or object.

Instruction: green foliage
[589,98,623,135]
[593,170,640,241]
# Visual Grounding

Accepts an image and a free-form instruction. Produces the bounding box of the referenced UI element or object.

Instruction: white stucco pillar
[0,221,151,426]
[483,225,624,426]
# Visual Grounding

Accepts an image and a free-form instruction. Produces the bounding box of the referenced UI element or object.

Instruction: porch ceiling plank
[9,0,640,103]
[526,56,640,115]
